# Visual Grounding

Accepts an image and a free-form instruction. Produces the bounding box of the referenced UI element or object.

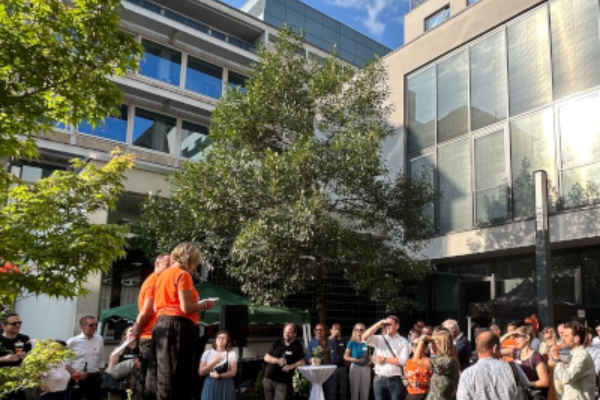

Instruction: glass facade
[132,108,177,154]
[420,246,600,329]
[180,121,210,160]
[425,6,450,31]
[407,0,600,233]
[246,0,391,67]
[78,105,129,142]
[140,39,182,86]
[9,162,65,183]
[185,56,222,99]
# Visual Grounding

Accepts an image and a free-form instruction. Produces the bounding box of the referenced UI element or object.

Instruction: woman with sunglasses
[344,323,371,400]
[501,326,549,397]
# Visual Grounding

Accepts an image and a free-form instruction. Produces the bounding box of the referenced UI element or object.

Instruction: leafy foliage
[0,150,136,305]
[0,341,75,397]
[0,0,140,394]
[0,0,142,161]
[140,27,436,324]
[292,369,309,398]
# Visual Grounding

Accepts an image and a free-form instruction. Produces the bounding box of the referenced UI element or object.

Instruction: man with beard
[263,323,305,400]
[551,321,596,399]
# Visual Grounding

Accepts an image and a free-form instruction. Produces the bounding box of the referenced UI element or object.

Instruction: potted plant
[311,346,323,366]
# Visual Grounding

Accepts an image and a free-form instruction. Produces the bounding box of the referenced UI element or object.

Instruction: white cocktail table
[298,365,336,400]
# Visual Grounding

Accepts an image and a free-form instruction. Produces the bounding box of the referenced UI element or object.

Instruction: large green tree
[140,28,436,324]
[0,0,141,395]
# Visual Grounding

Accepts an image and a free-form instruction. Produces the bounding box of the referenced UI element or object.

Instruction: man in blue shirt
[306,324,344,400]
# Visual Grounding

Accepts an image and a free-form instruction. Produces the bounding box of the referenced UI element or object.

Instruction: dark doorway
[460,280,491,339]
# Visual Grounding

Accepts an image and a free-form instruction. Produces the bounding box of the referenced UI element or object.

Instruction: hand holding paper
[198,297,219,304]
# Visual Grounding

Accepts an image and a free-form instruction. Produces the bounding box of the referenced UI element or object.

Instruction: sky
[220,0,410,50]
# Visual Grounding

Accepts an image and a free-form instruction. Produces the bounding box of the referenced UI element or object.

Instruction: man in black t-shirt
[0,313,32,400]
[264,323,306,400]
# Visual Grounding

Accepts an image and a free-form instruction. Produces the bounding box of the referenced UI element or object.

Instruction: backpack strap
[508,361,521,387]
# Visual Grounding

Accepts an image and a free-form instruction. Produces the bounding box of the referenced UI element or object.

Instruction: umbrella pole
[467,316,472,342]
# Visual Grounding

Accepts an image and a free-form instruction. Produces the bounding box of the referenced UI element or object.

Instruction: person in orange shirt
[129,253,170,400]
[144,243,215,400]
[405,357,432,400]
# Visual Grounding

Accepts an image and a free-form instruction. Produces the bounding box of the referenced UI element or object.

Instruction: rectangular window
[437,50,468,142]
[438,138,471,233]
[132,108,177,155]
[510,108,555,218]
[468,0,481,4]
[425,6,450,31]
[228,71,247,89]
[140,39,182,86]
[180,121,210,160]
[470,31,507,131]
[185,56,222,99]
[558,95,600,208]
[78,105,129,143]
[550,0,600,100]
[507,7,552,116]
[410,154,435,220]
[407,68,436,155]
[474,130,508,224]
[10,162,65,183]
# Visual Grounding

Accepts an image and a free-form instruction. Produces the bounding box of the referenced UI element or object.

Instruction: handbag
[508,362,546,400]
[381,335,408,386]
[213,352,229,374]
[100,372,128,392]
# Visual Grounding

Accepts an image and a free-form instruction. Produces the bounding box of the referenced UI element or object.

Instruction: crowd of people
[1,243,600,400]
[293,316,600,400]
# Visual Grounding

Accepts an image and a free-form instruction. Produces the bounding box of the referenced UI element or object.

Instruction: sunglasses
[8,321,23,326]
[315,329,324,331]
[86,323,98,327]
[354,328,364,331]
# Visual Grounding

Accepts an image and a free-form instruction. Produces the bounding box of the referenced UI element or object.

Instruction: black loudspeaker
[219,305,248,347]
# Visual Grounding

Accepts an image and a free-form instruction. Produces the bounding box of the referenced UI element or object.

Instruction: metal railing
[123,0,258,53]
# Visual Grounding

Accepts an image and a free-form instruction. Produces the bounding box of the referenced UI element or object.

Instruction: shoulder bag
[381,335,408,385]
[213,351,229,374]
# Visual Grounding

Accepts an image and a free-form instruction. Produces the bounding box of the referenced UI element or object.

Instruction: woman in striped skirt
[198,331,237,400]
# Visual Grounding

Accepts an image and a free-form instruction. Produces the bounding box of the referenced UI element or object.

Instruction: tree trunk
[315,263,326,327]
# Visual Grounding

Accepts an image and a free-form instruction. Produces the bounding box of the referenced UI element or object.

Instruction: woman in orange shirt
[145,243,215,400]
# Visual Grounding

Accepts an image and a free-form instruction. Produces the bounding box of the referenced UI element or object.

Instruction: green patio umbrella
[99,281,309,325]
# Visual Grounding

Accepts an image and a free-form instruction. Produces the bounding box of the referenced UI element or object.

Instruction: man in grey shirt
[457,331,529,400]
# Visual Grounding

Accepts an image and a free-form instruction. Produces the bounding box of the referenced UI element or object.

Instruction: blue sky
[220,0,409,50]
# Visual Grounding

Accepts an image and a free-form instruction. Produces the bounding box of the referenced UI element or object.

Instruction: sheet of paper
[111,338,134,356]
[198,297,219,304]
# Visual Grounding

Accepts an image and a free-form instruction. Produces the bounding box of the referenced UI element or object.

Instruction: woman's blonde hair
[543,327,558,342]
[350,323,366,342]
[433,330,459,366]
[171,242,202,271]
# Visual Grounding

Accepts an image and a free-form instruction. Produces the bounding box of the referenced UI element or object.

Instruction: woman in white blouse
[199,331,238,400]
[38,341,71,400]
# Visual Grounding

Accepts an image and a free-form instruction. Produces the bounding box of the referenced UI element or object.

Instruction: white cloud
[326,0,396,38]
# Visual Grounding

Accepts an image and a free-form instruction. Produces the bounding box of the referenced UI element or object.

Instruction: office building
[383,0,600,330]
[12,0,391,341]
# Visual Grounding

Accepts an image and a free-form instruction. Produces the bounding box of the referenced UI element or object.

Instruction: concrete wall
[383,0,600,264]
[16,297,77,341]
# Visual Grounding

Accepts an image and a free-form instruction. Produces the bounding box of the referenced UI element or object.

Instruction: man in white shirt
[457,331,529,400]
[66,315,104,400]
[551,321,596,400]
[362,316,410,400]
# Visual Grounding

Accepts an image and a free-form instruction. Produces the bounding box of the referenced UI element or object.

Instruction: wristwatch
[419,336,426,342]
